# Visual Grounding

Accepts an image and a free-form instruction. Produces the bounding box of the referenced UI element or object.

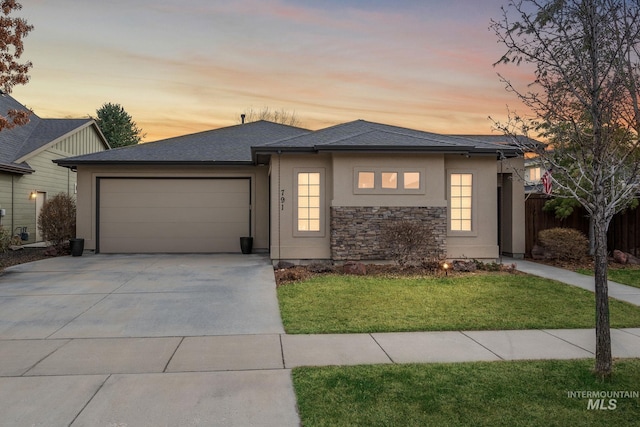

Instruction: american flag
[541,169,552,194]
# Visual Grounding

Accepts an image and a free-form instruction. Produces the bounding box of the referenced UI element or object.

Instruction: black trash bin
[240,237,253,254]
[70,238,84,257]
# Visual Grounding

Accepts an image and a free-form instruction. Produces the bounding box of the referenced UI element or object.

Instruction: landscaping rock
[43,246,58,257]
[626,252,640,265]
[307,263,334,273]
[343,261,367,275]
[613,249,628,264]
[531,244,546,260]
[452,260,476,272]
[276,261,295,270]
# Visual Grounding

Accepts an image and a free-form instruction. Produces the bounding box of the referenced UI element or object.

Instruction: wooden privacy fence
[525,194,640,256]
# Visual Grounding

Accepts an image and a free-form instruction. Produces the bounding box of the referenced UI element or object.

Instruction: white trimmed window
[450,173,473,231]
[527,167,541,183]
[296,171,322,233]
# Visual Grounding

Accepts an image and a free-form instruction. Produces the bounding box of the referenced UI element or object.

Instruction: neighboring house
[0,94,110,243]
[55,120,525,261]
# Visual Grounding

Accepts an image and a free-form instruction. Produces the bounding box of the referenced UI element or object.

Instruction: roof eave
[0,163,34,174]
[53,159,255,168]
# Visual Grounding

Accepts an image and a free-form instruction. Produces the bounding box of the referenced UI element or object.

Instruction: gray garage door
[98,178,250,253]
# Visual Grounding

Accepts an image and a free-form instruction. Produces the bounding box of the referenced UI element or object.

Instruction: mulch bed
[274,262,516,286]
[0,247,50,271]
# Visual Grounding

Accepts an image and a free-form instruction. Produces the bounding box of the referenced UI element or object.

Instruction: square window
[404,172,420,189]
[381,172,397,189]
[358,172,375,189]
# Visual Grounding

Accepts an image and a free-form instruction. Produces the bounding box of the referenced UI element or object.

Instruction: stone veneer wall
[330,206,447,261]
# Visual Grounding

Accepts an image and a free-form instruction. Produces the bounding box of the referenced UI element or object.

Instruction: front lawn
[576,267,640,289]
[277,273,640,334]
[293,359,640,427]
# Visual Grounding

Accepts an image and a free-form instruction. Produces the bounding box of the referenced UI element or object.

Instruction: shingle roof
[450,134,540,150]
[0,94,100,174]
[55,119,522,168]
[258,120,521,157]
[55,121,311,166]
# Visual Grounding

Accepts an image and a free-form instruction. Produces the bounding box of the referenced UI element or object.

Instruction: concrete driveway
[0,254,298,427]
[0,253,285,338]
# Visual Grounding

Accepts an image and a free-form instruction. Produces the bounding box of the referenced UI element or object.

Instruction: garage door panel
[99,237,244,253]
[99,178,251,253]
[101,207,249,223]
[99,192,250,209]
[101,179,249,194]
[100,221,249,239]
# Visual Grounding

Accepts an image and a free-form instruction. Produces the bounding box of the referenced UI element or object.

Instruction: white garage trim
[97,177,251,253]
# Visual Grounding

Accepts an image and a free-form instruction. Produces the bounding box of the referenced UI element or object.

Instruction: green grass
[576,267,640,289]
[277,273,640,333]
[293,359,640,427]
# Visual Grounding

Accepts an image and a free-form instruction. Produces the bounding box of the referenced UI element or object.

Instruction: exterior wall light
[29,191,37,200]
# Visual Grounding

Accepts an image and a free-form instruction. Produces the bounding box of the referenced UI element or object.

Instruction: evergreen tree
[95,103,144,147]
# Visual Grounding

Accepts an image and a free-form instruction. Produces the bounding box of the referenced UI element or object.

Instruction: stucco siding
[445,155,499,260]
[331,154,447,207]
[269,154,333,260]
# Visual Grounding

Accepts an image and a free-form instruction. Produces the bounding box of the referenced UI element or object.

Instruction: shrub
[0,226,11,252]
[538,227,588,260]
[37,193,76,248]
[381,220,441,267]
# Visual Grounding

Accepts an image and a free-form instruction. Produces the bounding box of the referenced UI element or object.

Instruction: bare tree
[239,107,302,127]
[491,0,640,378]
[0,0,33,131]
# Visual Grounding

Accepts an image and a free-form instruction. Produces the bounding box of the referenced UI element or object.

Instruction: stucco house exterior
[0,94,110,243]
[55,120,525,262]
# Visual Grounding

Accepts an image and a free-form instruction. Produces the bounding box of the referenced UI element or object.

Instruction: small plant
[538,227,588,261]
[37,193,76,248]
[381,221,440,267]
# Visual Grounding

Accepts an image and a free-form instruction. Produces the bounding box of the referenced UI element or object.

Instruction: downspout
[277,151,281,260]
[11,175,14,233]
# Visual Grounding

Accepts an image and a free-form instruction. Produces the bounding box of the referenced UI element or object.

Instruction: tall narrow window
[450,173,472,231]
[297,172,321,232]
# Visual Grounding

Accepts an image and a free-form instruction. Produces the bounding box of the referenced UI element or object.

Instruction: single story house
[55,120,525,262]
[0,94,110,243]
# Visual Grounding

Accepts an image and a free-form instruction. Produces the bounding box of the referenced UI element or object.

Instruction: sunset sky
[12,0,533,142]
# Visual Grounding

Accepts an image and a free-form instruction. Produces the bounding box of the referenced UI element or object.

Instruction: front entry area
[97,178,250,253]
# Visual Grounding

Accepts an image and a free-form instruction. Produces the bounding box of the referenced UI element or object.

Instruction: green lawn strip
[277,273,640,334]
[293,359,640,427]
[576,268,640,289]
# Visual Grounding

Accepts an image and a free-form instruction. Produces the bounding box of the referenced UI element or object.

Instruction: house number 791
[280,189,285,211]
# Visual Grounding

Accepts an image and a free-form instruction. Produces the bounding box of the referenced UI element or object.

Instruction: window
[403,172,420,189]
[354,168,424,194]
[528,167,541,182]
[450,173,472,231]
[297,171,321,232]
[357,171,375,189]
[381,172,397,189]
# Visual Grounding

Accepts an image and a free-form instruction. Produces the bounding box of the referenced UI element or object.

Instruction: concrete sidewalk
[505,257,640,306]
[2,328,640,425]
